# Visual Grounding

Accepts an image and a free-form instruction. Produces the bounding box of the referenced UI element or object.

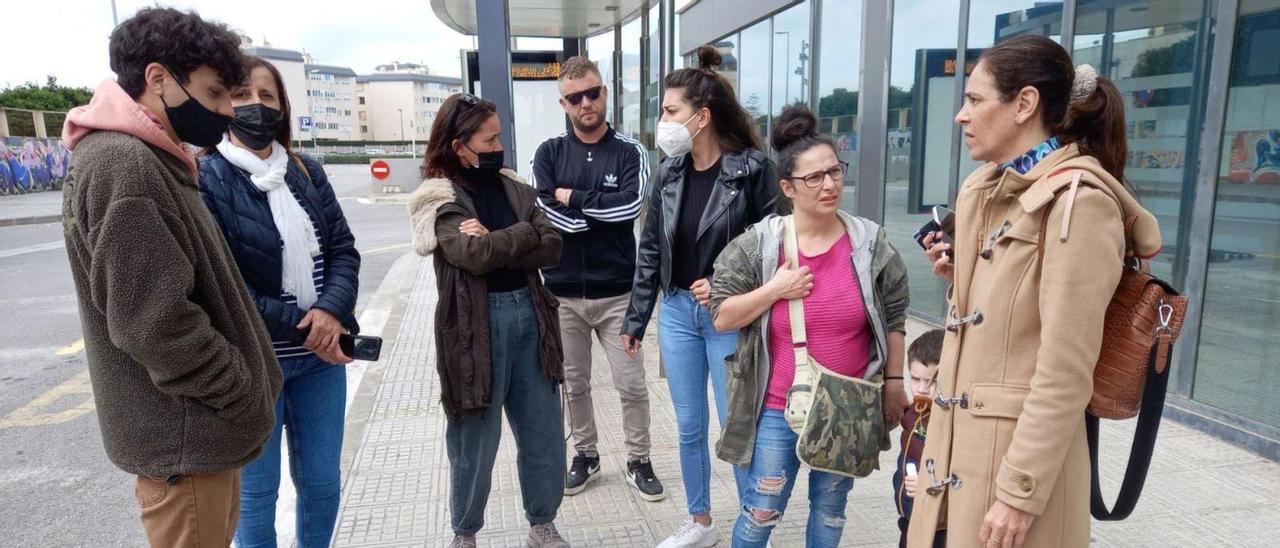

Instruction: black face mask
[230,103,283,151]
[161,71,232,147]
[465,144,505,173]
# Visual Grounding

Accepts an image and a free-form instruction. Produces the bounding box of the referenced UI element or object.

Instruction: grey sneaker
[527,522,570,547]
[449,534,477,548]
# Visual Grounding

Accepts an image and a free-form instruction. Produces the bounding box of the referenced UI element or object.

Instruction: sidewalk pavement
[0,190,63,227]
[334,257,1280,547]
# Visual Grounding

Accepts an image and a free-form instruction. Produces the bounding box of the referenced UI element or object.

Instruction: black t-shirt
[672,159,721,289]
[461,169,526,293]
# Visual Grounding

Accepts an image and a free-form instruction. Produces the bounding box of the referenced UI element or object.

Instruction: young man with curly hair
[60,8,282,546]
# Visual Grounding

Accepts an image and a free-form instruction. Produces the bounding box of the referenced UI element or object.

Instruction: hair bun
[696,45,723,71]
[771,104,818,152]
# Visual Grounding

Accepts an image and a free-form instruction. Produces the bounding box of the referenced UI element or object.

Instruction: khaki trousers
[135,468,241,547]
[558,292,651,459]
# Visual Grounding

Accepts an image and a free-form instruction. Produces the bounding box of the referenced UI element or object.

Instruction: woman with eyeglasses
[621,45,779,548]
[407,93,570,548]
[708,104,910,548]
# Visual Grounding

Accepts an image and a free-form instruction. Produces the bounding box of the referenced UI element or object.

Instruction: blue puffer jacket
[198,151,361,344]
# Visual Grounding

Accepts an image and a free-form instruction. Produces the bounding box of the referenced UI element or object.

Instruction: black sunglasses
[784,161,850,189]
[563,86,603,106]
[446,93,483,128]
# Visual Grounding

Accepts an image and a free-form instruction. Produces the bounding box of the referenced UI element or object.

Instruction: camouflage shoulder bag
[782,216,887,478]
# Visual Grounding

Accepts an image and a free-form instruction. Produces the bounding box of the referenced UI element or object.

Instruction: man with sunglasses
[533,57,665,502]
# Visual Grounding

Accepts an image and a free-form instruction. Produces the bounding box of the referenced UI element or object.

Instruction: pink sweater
[766,233,872,410]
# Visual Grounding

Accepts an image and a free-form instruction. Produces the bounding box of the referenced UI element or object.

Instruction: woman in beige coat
[907,36,1163,548]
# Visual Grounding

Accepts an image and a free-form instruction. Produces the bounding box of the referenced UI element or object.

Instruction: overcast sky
[3,0,479,89]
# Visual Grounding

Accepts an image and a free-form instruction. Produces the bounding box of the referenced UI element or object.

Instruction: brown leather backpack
[1037,169,1189,520]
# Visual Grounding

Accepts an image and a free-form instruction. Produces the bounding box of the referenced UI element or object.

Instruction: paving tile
[334,259,1280,547]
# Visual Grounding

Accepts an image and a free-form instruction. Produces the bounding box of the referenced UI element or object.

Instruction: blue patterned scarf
[1000,136,1061,174]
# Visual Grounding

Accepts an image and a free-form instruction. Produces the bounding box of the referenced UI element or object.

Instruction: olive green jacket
[708,211,910,466]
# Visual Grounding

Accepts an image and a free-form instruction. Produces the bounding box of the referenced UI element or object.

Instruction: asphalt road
[0,165,411,547]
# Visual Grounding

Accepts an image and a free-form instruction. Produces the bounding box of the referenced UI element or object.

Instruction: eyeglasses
[562,86,603,106]
[784,161,849,189]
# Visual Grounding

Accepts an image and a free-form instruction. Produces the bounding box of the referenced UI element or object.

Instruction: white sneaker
[656,517,719,548]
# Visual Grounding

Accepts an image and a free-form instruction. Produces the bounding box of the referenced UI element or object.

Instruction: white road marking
[0,241,64,259]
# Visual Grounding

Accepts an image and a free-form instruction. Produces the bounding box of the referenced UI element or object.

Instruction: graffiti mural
[0,138,71,195]
[1227,130,1280,184]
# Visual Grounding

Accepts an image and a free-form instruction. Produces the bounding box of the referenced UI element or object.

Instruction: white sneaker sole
[625,470,668,502]
[563,466,600,496]
[657,530,719,548]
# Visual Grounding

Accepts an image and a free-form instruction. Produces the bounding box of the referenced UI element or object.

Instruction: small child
[893,329,946,548]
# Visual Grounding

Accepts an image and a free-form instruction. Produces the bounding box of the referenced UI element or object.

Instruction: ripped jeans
[732,409,854,548]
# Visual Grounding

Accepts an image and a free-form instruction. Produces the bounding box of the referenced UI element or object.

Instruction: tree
[818,87,858,118]
[1129,35,1197,108]
[0,76,93,111]
[889,85,914,110]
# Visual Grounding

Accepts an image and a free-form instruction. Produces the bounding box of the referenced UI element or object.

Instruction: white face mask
[656,111,704,157]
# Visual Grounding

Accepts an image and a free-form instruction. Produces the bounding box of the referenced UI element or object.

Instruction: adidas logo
[603,174,618,188]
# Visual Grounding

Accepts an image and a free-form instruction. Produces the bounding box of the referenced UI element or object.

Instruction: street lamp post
[776,31,791,104]
[397,109,405,154]
[309,69,321,153]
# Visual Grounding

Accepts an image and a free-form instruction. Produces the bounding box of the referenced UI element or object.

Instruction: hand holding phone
[913,206,955,258]
[914,206,956,283]
[339,334,383,362]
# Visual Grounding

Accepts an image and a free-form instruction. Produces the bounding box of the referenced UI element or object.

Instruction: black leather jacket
[622,148,779,340]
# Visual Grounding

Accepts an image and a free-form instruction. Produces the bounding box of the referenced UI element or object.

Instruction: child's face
[909,360,939,397]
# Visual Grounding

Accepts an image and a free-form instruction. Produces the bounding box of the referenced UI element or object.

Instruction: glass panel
[739,21,771,144]
[1073,0,1216,283]
[970,2,1064,47]
[674,4,684,69]
[1195,0,1280,428]
[711,34,740,93]
[622,16,643,139]
[816,0,862,214]
[884,0,962,322]
[588,29,616,126]
[771,1,811,127]
[645,2,663,165]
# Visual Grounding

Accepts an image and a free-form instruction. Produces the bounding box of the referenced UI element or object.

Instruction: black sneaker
[564,452,600,496]
[626,457,667,502]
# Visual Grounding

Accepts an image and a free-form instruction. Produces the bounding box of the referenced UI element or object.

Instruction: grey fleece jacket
[62,131,282,477]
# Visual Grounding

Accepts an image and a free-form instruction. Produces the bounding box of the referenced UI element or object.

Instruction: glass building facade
[438,0,1278,456]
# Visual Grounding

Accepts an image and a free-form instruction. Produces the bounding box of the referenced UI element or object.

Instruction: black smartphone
[913,205,956,258]
[339,334,383,361]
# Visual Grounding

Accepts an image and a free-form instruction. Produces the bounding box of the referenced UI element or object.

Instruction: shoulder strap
[1036,169,1135,263]
[782,216,809,366]
[1087,345,1171,520]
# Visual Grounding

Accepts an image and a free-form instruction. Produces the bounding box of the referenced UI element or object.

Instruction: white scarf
[216,136,321,309]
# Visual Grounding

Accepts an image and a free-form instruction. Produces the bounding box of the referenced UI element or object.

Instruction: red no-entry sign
[371,160,391,180]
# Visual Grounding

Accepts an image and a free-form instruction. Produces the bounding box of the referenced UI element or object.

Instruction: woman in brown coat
[407,93,570,548]
[907,36,1163,548]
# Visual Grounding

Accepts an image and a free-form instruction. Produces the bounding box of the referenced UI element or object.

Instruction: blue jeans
[235,354,346,548]
[447,288,565,536]
[732,409,855,548]
[659,288,747,516]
